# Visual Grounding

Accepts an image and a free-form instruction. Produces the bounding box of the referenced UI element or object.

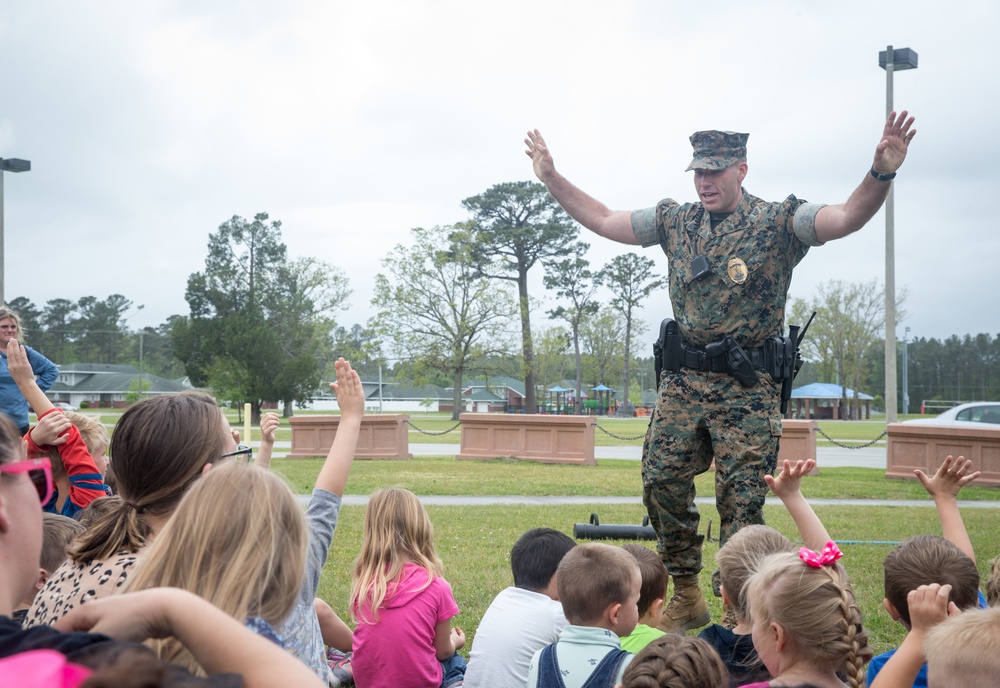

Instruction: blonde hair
[70,391,230,563]
[925,606,1000,687]
[44,411,109,481]
[716,524,795,621]
[745,551,871,688]
[0,308,25,341]
[349,488,443,624]
[126,462,307,674]
[557,543,640,625]
[620,634,728,688]
[987,555,1000,607]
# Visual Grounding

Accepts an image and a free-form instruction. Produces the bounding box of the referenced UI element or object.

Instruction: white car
[54,401,78,412]
[904,402,1000,426]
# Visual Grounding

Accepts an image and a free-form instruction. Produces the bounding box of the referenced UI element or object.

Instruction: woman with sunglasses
[0,308,58,436]
[0,412,326,687]
[24,379,243,628]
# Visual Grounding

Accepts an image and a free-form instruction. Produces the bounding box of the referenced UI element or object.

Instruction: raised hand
[524,128,556,183]
[915,454,980,499]
[259,412,280,445]
[765,458,816,498]
[31,411,72,446]
[330,358,364,419]
[873,110,916,174]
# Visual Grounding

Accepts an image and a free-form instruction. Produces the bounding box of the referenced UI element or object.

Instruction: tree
[598,253,666,415]
[462,181,579,413]
[533,325,572,392]
[544,250,599,414]
[370,225,518,420]
[580,306,627,389]
[789,279,905,419]
[174,213,347,422]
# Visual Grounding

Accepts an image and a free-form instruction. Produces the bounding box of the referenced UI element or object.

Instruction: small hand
[764,459,815,498]
[329,358,365,419]
[906,583,959,634]
[6,339,35,385]
[259,412,280,444]
[915,455,979,499]
[451,626,466,651]
[32,411,71,446]
[873,110,916,174]
[524,128,556,183]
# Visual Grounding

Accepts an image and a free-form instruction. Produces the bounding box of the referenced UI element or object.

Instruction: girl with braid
[737,545,872,688]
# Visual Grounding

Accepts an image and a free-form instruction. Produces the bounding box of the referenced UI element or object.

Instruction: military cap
[685,130,749,171]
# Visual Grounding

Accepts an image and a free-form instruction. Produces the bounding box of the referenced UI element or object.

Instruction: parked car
[54,401,78,412]
[904,402,1000,426]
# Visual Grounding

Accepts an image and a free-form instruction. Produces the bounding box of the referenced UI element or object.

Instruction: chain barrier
[595,423,648,441]
[404,419,462,436]
[816,427,888,449]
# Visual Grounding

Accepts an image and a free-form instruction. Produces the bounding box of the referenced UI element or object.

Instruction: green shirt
[619,623,665,654]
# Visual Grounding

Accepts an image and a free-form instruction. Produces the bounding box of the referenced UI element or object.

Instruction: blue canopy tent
[588,384,615,415]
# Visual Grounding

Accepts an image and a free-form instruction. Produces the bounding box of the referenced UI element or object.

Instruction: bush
[79,401,89,409]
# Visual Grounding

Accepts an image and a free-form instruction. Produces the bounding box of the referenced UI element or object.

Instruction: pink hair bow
[799,541,843,568]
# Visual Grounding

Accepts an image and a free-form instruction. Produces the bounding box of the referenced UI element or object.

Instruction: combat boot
[658,574,710,634]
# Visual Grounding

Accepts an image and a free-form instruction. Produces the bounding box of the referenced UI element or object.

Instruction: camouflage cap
[685,130,749,171]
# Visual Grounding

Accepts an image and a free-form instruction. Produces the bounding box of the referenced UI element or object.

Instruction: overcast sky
[1,0,997,349]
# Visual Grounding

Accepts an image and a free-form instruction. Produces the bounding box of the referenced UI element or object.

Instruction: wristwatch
[870,166,896,182]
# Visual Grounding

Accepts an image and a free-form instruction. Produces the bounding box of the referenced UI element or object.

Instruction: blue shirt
[0,345,59,428]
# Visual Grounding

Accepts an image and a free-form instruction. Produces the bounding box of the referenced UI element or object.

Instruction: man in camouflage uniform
[524,112,916,632]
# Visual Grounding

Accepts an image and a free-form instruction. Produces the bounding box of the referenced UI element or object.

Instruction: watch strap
[870,166,896,182]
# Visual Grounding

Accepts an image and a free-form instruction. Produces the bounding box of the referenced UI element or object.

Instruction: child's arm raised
[869,584,959,688]
[7,339,55,415]
[765,459,831,550]
[316,358,364,497]
[915,455,980,564]
[253,412,281,470]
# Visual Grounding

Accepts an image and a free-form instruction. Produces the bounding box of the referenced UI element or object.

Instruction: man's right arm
[525,129,639,245]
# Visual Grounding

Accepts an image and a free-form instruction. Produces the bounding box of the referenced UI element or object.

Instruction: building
[45,363,191,409]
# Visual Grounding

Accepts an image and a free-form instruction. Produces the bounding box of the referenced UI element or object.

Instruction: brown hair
[883,535,981,626]
[622,544,668,617]
[0,413,24,465]
[925,606,1000,687]
[716,524,795,621]
[556,542,640,625]
[40,513,85,573]
[69,391,230,563]
[746,551,872,688]
[620,634,728,688]
[75,495,122,529]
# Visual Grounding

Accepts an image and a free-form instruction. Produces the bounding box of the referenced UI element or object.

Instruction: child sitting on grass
[619,544,667,654]
[465,527,576,688]
[527,542,641,688]
[12,513,85,625]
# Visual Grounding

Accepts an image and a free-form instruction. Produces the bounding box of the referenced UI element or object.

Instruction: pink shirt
[351,562,460,688]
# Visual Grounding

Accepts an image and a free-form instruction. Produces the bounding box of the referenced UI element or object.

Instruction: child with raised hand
[699,459,830,686]
[618,634,729,688]
[8,339,108,516]
[271,357,365,684]
[739,547,871,688]
[252,411,282,469]
[348,487,466,688]
[867,455,986,688]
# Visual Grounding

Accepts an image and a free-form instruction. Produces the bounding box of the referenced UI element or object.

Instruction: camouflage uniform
[630,130,826,578]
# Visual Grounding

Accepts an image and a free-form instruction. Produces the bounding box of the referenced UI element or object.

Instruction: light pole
[879,45,917,423]
[0,157,32,307]
[902,326,910,417]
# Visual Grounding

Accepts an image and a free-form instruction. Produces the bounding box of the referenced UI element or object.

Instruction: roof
[58,362,139,374]
[791,383,874,401]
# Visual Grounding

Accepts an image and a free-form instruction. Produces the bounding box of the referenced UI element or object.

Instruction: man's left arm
[813,110,916,243]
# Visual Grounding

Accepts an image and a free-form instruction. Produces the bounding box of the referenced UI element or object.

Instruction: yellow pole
[243,403,251,445]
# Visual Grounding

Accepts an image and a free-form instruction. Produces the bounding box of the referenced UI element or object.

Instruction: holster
[654,318,682,382]
[707,335,759,388]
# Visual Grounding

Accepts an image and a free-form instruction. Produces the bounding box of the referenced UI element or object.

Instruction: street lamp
[902,326,911,417]
[0,157,32,307]
[879,45,917,423]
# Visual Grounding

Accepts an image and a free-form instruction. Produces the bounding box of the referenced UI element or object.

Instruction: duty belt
[680,345,766,373]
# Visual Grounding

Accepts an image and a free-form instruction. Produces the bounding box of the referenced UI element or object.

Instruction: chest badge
[727,257,748,284]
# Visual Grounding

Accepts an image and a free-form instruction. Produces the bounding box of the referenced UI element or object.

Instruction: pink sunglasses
[0,457,53,505]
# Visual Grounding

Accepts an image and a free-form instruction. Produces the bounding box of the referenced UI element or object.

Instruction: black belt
[680,346,766,373]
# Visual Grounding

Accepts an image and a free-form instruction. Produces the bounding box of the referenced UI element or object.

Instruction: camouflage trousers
[642,369,782,578]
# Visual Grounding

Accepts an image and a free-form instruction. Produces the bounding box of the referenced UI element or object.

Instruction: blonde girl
[740,545,872,688]
[125,461,307,675]
[348,487,465,688]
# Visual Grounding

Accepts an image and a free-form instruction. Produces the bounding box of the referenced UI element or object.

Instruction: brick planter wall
[457,413,596,465]
[287,414,412,460]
